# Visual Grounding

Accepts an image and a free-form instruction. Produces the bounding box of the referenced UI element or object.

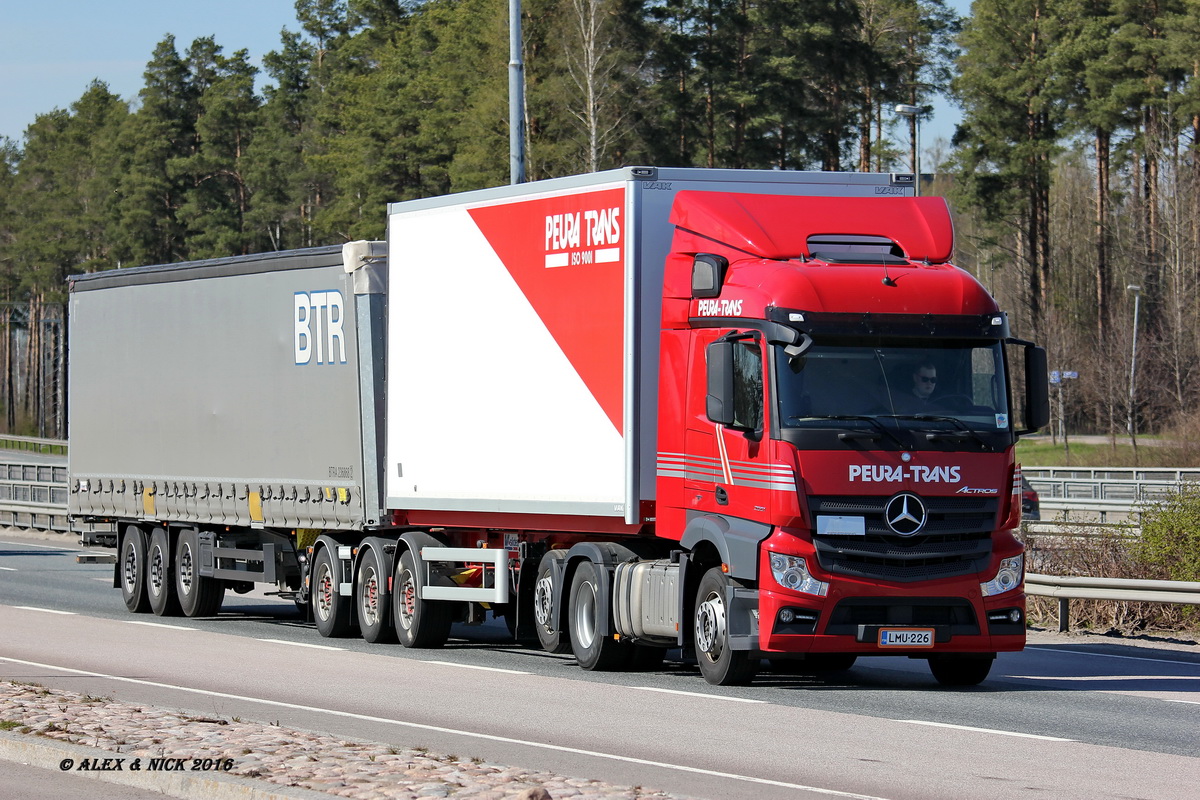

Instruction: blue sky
[1,0,967,160]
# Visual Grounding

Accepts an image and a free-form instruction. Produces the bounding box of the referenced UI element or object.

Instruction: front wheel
[929,654,994,686]
[174,528,224,617]
[393,549,452,648]
[694,567,758,686]
[119,526,150,614]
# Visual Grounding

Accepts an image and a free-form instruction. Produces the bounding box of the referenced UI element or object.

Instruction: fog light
[779,608,795,623]
[1009,608,1021,623]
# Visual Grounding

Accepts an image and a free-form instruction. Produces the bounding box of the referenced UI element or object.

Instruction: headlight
[769,553,828,596]
[981,555,1024,596]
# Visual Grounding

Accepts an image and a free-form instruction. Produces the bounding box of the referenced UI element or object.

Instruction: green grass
[1017,437,1200,468]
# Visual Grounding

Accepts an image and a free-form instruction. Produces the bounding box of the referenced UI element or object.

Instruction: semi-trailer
[69,166,1049,685]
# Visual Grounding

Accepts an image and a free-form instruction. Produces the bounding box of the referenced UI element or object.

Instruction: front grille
[808,494,997,582]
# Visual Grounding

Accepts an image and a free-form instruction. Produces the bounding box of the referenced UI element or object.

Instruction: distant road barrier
[0,452,70,532]
[1025,466,1200,522]
[1026,573,1200,632]
[0,435,68,456]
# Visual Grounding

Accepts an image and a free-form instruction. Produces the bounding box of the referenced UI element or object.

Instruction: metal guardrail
[1027,573,1200,632]
[1026,466,1200,522]
[0,435,68,455]
[0,454,70,532]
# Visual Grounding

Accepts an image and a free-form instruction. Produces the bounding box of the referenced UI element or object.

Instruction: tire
[533,551,571,654]
[929,654,994,687]
[146,527,180,617]
[568,560,630,671]
[312,545,354,637]
[175,528,225,618]
[119,526,150,614]
[393,549,452,648]
[694,567,758,686]
[356,547,395,644]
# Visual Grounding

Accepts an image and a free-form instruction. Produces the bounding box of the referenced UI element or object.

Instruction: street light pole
[1126,284,1141,447]
[894,104,921,195]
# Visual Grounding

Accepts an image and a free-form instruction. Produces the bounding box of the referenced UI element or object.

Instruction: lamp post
[1126,284,1141,447]
[894,104,921,195]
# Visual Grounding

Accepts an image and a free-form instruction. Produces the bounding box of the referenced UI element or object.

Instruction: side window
[732,340,764,430]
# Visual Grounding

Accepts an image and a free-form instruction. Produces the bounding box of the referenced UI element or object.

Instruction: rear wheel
[533,551,571,654]
[694,567,758,686]
[929,654,994,686]
[393,549,452,648]
[175,528,224,617]
[146,527,180,616]
[119,526,150,614]
[568,560,630,671]
[312,545,353,637]
[356,548,394,644]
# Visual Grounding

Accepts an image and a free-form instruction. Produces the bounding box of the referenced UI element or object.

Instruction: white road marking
[898,719,1073,741]
[0,540,82,552]
[0,566,16,571]
[630,686,766,704]
[0,655,894,800]
[421,660,530,675]
[1029,646,1200,669]
[123,620,196,631]
[256,638,345,651]
[12,606,75,615]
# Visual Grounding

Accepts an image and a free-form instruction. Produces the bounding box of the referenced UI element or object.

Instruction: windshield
[777,339,1010,432]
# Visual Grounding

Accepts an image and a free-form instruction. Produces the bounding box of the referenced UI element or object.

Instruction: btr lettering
[294,290,347,365]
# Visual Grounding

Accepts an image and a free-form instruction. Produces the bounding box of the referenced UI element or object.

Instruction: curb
[0,730,336,800]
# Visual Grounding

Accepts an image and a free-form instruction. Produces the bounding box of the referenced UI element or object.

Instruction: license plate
[877,628,934,648]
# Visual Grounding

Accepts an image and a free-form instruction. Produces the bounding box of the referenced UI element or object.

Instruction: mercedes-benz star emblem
[885,493,927,536]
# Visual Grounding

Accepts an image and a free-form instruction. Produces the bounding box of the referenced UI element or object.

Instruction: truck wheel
[393,549,452,648]
[533,551,571,654]
[312,546,354,637]
[694,567,758,686]
[568,560,630,670]
[356,548,395,644]
[120,526,150,614]
[146,527,180,616]
[174,528,225,617]
[929,654,994,687]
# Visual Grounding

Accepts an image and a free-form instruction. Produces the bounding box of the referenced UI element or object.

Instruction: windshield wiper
[820,415,907,448]
[882,414,994,452]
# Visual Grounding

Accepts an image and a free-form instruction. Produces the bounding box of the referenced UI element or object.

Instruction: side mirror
[1022,345,1050,433]
[706,339,735,425]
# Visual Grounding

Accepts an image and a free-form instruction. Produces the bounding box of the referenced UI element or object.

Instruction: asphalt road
[1,531,1198,799]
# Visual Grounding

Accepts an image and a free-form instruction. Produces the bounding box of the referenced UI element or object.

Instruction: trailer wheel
[694,567,758,686]
[533,551,570,654]
[393,549,452,648]
[356,548,395,644]
[175,528,225,618]
[312,546,354,637]
[928,654,994,687]
[120,526,150,614]
[568,560,630,670]
[146,527,180,616]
